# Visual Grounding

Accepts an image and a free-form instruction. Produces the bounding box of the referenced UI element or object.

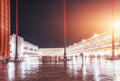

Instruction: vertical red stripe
[15,0,18,59]
[64,0,66,37]
[112,0,115,58]
[16,0,18,36]
[63,0,67,58]
[112,0,114,23]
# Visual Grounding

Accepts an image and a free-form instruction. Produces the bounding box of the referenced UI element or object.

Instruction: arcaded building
[0,0,10,59]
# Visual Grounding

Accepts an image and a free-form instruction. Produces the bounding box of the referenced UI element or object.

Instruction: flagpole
[111,0,115,59]
[63,0,67,59]
[15,0,18,60]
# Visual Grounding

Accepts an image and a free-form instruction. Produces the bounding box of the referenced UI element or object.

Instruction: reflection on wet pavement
[0,57,120,81]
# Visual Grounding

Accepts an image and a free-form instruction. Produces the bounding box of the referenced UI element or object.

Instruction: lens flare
[113,21,120,29]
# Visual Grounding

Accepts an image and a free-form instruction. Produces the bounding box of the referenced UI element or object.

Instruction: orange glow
[67,0,120,38]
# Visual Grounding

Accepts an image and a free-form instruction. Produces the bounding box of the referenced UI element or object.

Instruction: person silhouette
[80,53,84,62]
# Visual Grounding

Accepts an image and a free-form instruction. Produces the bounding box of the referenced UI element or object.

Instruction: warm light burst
[93,33,98,38]
[113,20,120,29]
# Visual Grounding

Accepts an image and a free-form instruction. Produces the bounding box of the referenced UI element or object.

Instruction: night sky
[10,0,120,48]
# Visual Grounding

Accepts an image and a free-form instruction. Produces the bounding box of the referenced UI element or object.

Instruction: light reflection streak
[7,63,15,81]
[93,58,100,81]
[7,57,40,81]
[44,57,119,81]
[67,57,82,77]
[4,57,120,81]
[114,61,120,81]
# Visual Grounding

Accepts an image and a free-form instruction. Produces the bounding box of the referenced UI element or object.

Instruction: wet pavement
[0,56,120,81]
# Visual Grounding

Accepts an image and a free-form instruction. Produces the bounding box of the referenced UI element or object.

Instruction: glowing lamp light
[113,22,120,29]
[82,39,85,42]
[93,34,98,38]
[74,43,76,45]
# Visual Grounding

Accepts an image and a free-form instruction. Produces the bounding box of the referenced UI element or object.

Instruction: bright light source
[82,39,85,42]
[93,33,98,38]
[74,43,76,45]
[113,21,120,29]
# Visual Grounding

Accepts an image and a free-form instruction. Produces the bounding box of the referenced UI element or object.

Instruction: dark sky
[10,0,120,48]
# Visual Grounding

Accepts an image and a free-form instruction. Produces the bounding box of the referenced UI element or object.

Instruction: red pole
[15,0,18,60]
[112,0,115,59]
[16,0,18,36]
[64,0,66,37]
[63,0,67,59]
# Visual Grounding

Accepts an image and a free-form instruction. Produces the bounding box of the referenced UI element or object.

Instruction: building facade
[10,34,39,58]
[0,0,10,59]
[10,27,120,58]
[39,48,64,56]
[67,28,120,57]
